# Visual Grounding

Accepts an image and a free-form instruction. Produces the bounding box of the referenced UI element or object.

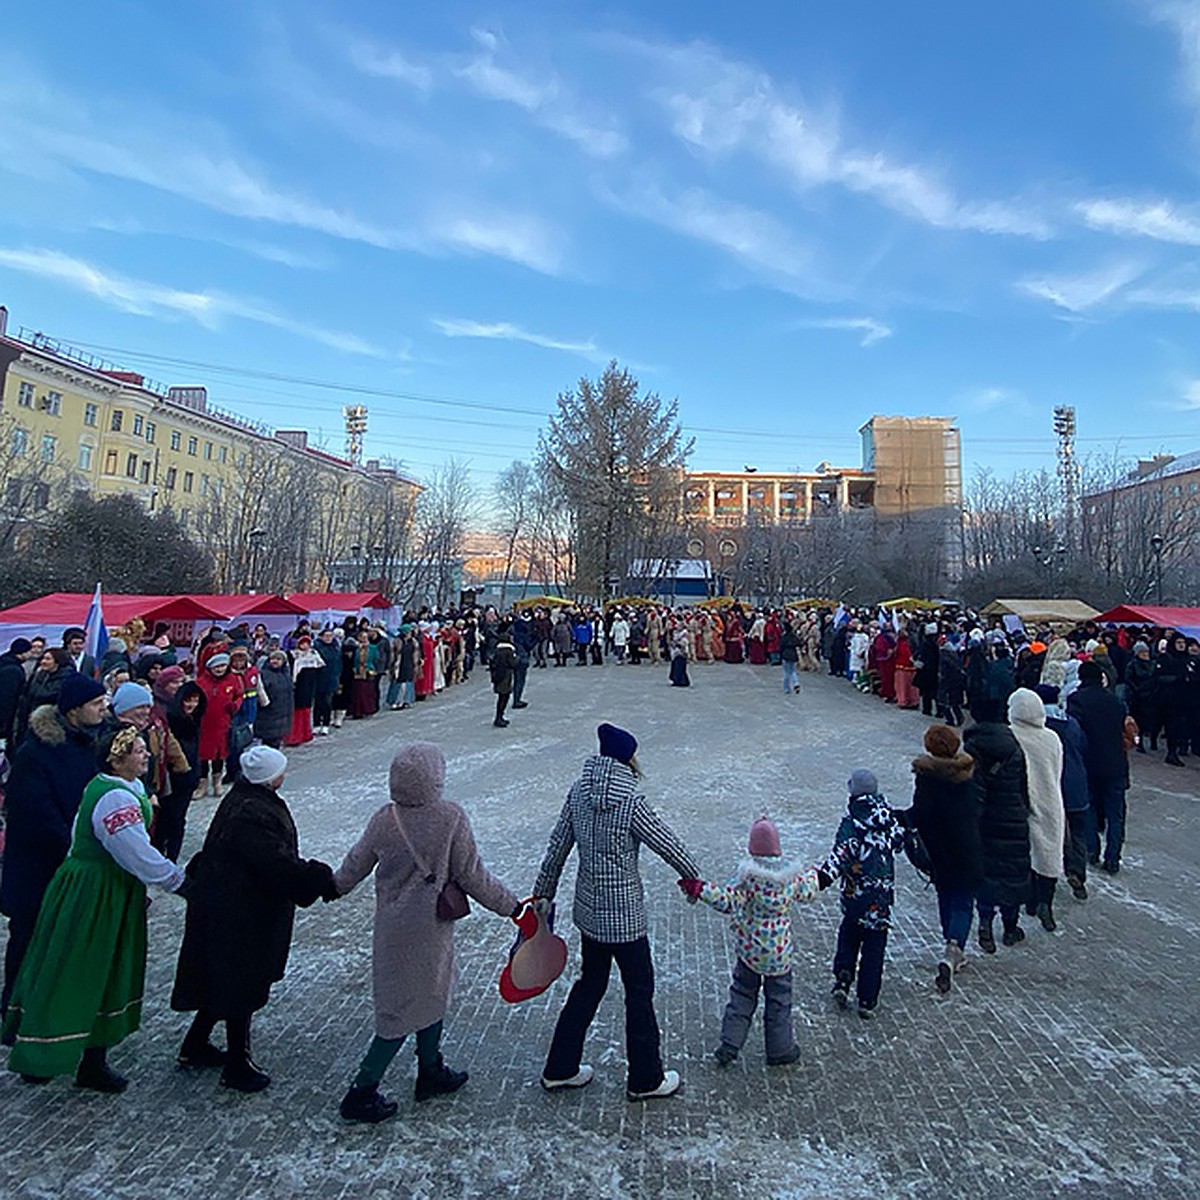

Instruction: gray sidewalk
[2,660,1198,1199]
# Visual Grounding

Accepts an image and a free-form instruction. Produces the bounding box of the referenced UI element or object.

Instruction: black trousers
[154,775,196,862]
[313,690,335,728]
[832,918,888,1010]
[544,934,663,1093]
[2,910,36,1018]
[513,660,529,703]
[494,693,510,722]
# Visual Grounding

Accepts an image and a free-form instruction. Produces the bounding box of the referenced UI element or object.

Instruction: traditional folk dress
[4,774,183,1077]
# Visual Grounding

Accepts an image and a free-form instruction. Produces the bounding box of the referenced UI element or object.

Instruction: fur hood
[733,855,810,886]
[912,752,975,783]
[28,703,68,746]
[1008,686,1047,728]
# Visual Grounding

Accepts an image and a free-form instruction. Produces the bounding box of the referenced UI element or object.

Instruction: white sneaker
[627,1069,680,1101]
[541,1065,594,1091]
[316,726,328,736]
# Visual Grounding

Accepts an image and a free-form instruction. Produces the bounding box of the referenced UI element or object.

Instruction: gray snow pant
[719,959,796,1060]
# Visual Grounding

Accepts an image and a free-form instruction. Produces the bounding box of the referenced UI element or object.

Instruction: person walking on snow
[679,815,819,1066]
[533,724,699,1100]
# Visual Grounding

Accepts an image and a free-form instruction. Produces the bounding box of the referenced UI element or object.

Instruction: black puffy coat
[909,752,983,890]
[913,634,940,696]
[254,661,295,745]
[1124,655,1156,708]
[0,650,27,745]
[1067,682,1129,784]
[0,705,101,924]
[962,720,1030,907]
[171,779,332,1017]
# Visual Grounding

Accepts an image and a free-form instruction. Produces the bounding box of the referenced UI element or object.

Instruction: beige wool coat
[334,743,518,1038]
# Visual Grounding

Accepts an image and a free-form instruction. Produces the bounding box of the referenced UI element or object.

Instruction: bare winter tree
[405,459,477,609]
[538,362,692,600]
[494,459,534,608]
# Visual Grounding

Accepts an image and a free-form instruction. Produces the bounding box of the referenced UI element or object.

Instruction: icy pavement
[3,660,1199,1199]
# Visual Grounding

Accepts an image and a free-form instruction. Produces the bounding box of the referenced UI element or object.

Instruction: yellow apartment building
[0,308,419,587]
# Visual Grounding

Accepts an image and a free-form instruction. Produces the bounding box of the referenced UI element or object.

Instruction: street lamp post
[1150,533,1164,604]
[247,527,267,593]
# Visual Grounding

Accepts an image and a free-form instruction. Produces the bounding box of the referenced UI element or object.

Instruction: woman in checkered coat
[533,723,699,1101]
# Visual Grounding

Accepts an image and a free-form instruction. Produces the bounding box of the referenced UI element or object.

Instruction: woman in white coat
[1007,689,1066,932]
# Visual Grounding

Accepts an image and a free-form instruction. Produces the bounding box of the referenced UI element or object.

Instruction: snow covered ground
[3,658,1198,1198]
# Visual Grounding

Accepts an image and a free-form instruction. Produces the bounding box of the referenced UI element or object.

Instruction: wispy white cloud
[794,316,892,346]
[605,180,812,284]
[961,385,1027,414]
[432,317,603,360]
[1016,260,1144,312]
[344,35,434,92]
[453,27,627,158]
[1179,379,1200,410]
[630,38,1051,238]
[426,211,565,275]
[1076,197,1200,245]
[0,246,386,356]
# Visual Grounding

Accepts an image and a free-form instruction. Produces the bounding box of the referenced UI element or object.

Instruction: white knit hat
[240,744,288,785]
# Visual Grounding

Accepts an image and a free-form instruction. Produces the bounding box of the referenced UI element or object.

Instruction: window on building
[183,471,194,493]
[84,402,98,427]
[178,508,188,529]
[1191,482,1199,494]
[237,451,246,468]
[145,421,156,444]
[78,443,94,471]
[219,445,228,464]
[17,382,34,408]
[4,478,21,508]
[170,430,181,451]
[204,441,213,460]
[40,434,56,463]
[165,466,177,489]
[11,428,28,457]
[200,473,210,496]
[111,409,124,432]
[125,453,139,479]
[187,436,198,456]
[139,461,151,484]
[1171,484,1182,496]
[132,414,144,437]
[30,482,49,510]
[104,449,118,475]
[45,391,62,416]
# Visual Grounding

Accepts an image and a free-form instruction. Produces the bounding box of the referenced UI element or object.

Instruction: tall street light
[1150,533,1164,604]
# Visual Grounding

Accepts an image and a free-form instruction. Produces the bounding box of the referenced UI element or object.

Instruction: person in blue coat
[0,675,109,1016]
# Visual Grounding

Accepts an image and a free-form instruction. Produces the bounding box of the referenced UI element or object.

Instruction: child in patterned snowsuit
[680,816,819,1066]
[818,768,908,1019]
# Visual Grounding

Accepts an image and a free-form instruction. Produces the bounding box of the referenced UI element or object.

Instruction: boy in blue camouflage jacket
[817,769,907,1019]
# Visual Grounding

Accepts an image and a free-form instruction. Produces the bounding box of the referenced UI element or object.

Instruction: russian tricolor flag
[83,583,108,677]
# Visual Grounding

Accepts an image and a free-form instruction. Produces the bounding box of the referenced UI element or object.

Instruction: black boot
[178,1010,227,1068]
[75,1046,128,1094]
[340,1083,399,1123]
[220,1014,270,1093]
[1036,901,1057,932]
[414,1056,468,1102]
[978,917,996,955]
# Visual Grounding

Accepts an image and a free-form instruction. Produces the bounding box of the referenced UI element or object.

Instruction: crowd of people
[0,593,1187,1120]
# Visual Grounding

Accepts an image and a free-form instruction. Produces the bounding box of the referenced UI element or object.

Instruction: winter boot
[766,1045,801,1066]
[1001,924,1026,947]
[1036,901,1057,933]
[831,972,852,1009]
[936,944,954,994]
[220,1016,270,1093]
[1067,875,1088,901]
[177,1039,227,1069]
[75,1047,128,1094]
[713,1043,739,1067]
[340,1083,399,1124]
[948,941,967,973]
[414,1057,468,1102]
[978,918,996,955]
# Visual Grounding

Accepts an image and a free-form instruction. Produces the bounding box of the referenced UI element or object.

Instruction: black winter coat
[0,706,100,923]
[909,752,983,890]
[962,720,1030,907]
[255,663,295,744]
[490,641,516,695]
[913,635,940,695]
[166,683,207,773]
[0,651,27,745]
[1045,711,1091,813]
[1067,683,1129,784]
[1124,656,1156,708]
[14,667,72,746]
[171,780,332,1017]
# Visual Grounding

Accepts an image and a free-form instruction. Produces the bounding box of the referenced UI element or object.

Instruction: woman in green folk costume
[3,725,187,1092]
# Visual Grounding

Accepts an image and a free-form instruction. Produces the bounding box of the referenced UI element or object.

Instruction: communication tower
[1053,405,1079,550]
[343,404,368,467]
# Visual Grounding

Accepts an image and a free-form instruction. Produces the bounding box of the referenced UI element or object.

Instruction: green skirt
[4,856,148,1078]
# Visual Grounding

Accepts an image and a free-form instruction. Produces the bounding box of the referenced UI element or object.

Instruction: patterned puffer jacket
[698,860,820,976]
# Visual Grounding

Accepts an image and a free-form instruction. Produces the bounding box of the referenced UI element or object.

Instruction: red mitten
[678,878,704,900]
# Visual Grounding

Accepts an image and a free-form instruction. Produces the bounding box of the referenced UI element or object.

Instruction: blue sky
[2,0,1200,490]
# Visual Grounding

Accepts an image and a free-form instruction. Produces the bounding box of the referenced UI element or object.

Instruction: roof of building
[1135,449,1200,483]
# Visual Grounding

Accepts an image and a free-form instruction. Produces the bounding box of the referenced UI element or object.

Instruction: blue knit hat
[597,722,637,764]
[112,681,153,715]
[58,673,105,715]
